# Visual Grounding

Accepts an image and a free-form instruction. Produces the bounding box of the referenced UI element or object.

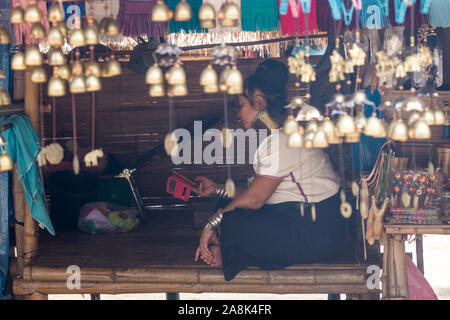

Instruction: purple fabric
[117,0,167,37]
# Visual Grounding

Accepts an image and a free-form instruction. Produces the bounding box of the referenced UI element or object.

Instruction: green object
[241,0,280,32]
[97,178,134,207]
[108,211,136,232]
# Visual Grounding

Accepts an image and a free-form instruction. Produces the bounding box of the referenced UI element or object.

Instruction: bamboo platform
[13,210,379,297]
[384,224,450,235]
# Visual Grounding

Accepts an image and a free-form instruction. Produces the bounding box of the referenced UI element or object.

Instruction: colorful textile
[0,115,55,235]
[316,0,334,32]
[117,0,167,37]
[12,0,49,44]
[279,0,318,36]
[429,0,450,28]
[389,0,428,26]
[241,0,280,32]
[168,0,203,33]
[0,162,11,297]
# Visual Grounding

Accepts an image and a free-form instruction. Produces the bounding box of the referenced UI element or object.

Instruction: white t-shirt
[252,130,340,204]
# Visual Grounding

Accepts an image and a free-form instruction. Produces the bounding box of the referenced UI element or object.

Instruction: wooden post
[386,235,396,297]
[12,166,25,277]
[416,235,424,275]
[22,69,40,265]
[392,235,409,299]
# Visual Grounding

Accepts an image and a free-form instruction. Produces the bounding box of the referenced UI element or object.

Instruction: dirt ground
[49,234,449,300]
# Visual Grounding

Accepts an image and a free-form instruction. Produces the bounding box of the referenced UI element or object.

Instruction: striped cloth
[117,0,167,37]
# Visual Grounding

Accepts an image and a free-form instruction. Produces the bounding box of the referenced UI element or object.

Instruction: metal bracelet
[213,184,229,199]
[204,208,224,230]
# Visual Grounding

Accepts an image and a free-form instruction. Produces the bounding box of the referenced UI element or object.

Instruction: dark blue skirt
[219,192,349,281]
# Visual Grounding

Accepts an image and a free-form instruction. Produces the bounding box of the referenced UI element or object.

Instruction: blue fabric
[359,0,390,29]
[352,87,386,171]
[429,0,450,28]
[0,170,10,298]
[0,115,55,236]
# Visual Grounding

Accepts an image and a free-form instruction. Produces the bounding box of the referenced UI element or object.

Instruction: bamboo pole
[12,165,25,277]
[392,235,409,299]
[416,235,424,275]
[386,235,396,297]
[23,69,39,265]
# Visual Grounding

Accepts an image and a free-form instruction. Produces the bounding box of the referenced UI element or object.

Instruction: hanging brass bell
[199,2,216,28]
[0,87,11,106]
[48,1,64,23]
[146,64,164,85]
[175,0,192,21]
[31,66,47,83]
[218,2,240,27]
[319,118,336,139]
[86,74,102,92]
[374,120,388,138]
[422,109,436,125]
[0,150,13,172]
[105,19,120,36]
[389,120,408,142]
[167,64,186,85]
[30,22,46,40]
[84,61,101,77]
[412,118,431,140]
[227,85,243,95]
[58,64,71,80]
[48,76,66,97]
[11,52,26,71]
[84,25,99,45]
[0,26,11,44]
[152,0,172,22]
[284,117,299,135]
[305,120,319,133]
[225,66,243,88]
[344,131,361,143]
[24,44,43,67]
[70,74,86,94]
[99,17,110,34]
[107,57,122,77]
[101,60,111,78]
[354,112,367,132]
[47,26,65,47]
[48,48,66,66]
[57,22,68,38]
[200,65,218,86]
[149,84,165,97]
[364,113,382,137]
[312,129,329,148]
[405,97,424,112]
[408,110,421,126]
[24,3,43,23]
[10,5,24,24]
[171,84,188,97]
[336,114,355,134]
[203,84,219,94]
[68,29,86,47]
[303,132,315,149]
[288,131,303,148]
[219,66,231,92]
[434,109,445,125]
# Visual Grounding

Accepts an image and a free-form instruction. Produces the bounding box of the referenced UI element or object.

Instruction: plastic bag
[406,255,438,300]
[78,202,140,234]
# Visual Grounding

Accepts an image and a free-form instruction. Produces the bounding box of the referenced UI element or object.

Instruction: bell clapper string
[90,45,96,152]
[39,82,44,147]
[72,49,81,174]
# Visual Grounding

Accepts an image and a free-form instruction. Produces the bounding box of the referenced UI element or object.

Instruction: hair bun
[255,59,289,91]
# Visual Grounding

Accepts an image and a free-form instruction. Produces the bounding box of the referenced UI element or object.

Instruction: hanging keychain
[394,0,408,24]
[342,3,354,26]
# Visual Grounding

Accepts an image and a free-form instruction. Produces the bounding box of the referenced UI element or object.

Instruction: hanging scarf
[316,0,334,32]
[241,0,280,32]
[168,0,203,33]
[117,0,167,37]
[279,0,318,36]
[429,0,450,28]
[12,0,49,44]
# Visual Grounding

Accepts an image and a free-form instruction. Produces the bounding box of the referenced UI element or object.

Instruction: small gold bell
[0,26,11,44]
[219,66,231,92]
[152,0,172,22]
[405,97,424,112]
[408,110,421,126]
[47,26,65,47]
[48,1,64,23]
[11,52,26,71]
[284,117,299,135]
[0,87,11,106]
[434,109,445,125]
[422,110,436,125]
[312,129,329,148]
[218,2,240,27]
[31,66,47,83]
[199,2,216,28]
[57,22,68,38]
[389,120,408,142]
[70,74,86,94]
[58,64,71,80]
[24,2,43,23]
[10,5,24,24]
[354,112,367,132]
[68,29,86,47]
[84,25,99,46]
[336,114,355,134]
[175,0,192,21]
[146,64,164,85]
[225,66,243,88]
[84,61,101,77]
[0,150,13,172]
[48,76,66,97]
[149,84,165,97]
[305,120,319,133]
[107,57,122,77]
[412,118,431,140]
[203,84,219,93]
[200,65,218,86]
[24,44,43,67]
[105,19,120,36]
[288,131,303,148]
[167,64,186,85]
[227,85,243,95]
[319,118,336,139]
[30,23,46,39]
[85,74,102,92]
[48,48,66,66]
[364,113,382,137]
[171,84,188,97]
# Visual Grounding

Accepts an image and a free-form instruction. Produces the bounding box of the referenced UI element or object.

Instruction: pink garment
[406,255,438,300]
[279,0,318,36]
[12,0,50,45]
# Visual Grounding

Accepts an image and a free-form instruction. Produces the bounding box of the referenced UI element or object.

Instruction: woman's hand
[194,228,220,264]
[192,176,217,197]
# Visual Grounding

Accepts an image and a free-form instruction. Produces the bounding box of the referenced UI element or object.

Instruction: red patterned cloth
[279,0,318,36]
